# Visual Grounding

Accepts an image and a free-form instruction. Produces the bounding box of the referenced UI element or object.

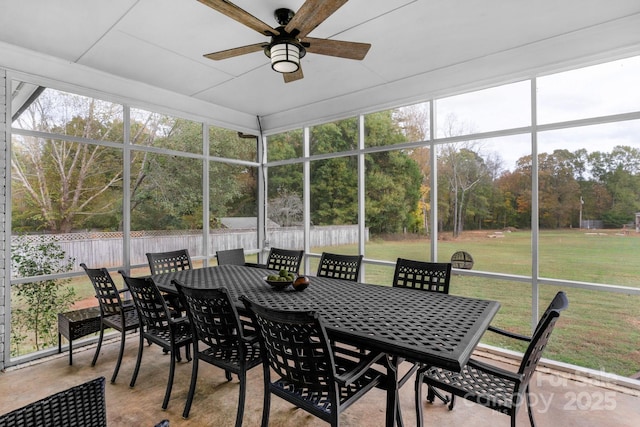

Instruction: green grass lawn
[14,229,640,377]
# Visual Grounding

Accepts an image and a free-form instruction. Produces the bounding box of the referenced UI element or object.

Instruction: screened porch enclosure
[4,53,640,388]
[6,2,640,401]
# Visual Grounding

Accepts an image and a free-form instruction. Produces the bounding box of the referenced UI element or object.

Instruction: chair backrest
[316,252,363,282]
[146,249,192,275]
[392,258,452,293]
[216,248,246,266]
[241,297,337,391]
[119,272,172,331]
[517,291,569,391]
[0,376,107,427]
[174,281,244,349]
[266,247,304,274]
[81,263,125,316]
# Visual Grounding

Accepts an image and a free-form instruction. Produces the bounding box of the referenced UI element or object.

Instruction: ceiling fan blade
[204,43,266,60]
[284,67,304,83]
[285,0,348,39]
[198,0,278,36]
[304,37,371,60]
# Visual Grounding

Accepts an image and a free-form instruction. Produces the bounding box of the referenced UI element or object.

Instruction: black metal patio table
[152,264,500,426]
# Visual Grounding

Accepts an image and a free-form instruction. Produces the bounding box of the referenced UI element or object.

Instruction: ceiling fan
[198,0,371,83]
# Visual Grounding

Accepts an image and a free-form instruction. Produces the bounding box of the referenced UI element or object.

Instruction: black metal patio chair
[216,248,246,266]
[316,252,363,282]
[0,376,106,427]
[80,263,139,384]
[392,258,452,293]
[119,271,193,410]
[146,249,193,274]
[391,258,453,406]
[241,296,386,427]
[245,247,304,274]
[146,248,191,321]
[174,281,262,425]
[415,291,569,427]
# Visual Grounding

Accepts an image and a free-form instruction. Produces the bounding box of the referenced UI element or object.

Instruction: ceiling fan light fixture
[268,41,304,73]
[201,3,369,82]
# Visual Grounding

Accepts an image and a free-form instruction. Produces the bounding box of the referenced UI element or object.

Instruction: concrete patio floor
[1,335,639,426]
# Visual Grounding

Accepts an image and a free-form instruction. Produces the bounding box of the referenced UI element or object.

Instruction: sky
[434,55,640,172]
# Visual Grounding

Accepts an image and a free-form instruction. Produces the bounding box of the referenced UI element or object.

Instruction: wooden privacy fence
[12,225,365,273]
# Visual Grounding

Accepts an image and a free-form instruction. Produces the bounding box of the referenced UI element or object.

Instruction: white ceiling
[1,0,640,134]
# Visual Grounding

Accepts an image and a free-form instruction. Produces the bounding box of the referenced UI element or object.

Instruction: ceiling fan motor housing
[274,8,295,26]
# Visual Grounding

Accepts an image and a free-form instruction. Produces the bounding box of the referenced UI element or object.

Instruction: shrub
[10,236,77,355]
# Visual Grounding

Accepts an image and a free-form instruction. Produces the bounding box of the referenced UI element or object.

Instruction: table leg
[385,354,402,427]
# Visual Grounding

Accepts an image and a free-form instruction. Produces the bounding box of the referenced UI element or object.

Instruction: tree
[269,188,303,226]
[311,157,358,225]
[267,113,422,234]
[266,130,304,206]
[11,236,76,355]
[363,112,422,234]
[399,105,432,234]
[434,114,494,236]
[209,127,258,220]
[495,167,530,229]
[12,91,124,233]
[395,104,430,143]
[439,144,491,236]
[128,115,204,230]
[537,150,581,228]
[588,146,640,227]
[12,90,257,233]
[366,150,423,234]
[309,119,359,226]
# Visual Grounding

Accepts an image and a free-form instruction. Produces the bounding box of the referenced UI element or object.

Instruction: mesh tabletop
[152,265,499,371]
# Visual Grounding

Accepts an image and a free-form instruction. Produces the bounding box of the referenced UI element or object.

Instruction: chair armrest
[487,325,531,342]
[244,262,268,269]
[334,351,385,387]
[331,342,365,360]
[239,315,256,336]
[169,315,190,326]
[122,301,135,310]
[240,334,259,346]
[466,357,522,383]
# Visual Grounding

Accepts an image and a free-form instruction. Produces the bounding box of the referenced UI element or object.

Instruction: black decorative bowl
[263,276,294,290]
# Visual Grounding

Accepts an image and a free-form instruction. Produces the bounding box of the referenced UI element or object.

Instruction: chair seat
[271,356,383,416]
[102,308,139,332]
[421,360,517,412]
[146,322,192,349]
[198,341,262,371]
